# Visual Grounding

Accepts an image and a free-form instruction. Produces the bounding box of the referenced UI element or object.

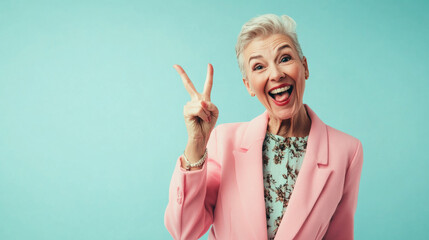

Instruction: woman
[165,14,363,240]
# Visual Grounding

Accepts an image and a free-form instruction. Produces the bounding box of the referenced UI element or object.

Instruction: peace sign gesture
[174,64,219,163]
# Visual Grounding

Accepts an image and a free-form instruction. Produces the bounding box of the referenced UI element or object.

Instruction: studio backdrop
[1,0,428,239]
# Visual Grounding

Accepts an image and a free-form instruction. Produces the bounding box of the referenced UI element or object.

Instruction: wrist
[186,138,206,157]
[185,143,206,163]
[182,148,207,171]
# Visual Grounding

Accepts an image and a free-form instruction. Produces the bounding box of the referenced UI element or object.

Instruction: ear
[242,78,255,96]
[302,56,309,80]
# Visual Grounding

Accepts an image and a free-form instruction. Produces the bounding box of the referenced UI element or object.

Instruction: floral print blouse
[262,131,308,240]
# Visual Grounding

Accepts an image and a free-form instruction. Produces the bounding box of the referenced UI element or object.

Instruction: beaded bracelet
[183,149,207,171]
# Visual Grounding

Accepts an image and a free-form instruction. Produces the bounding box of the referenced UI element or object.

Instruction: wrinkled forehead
[243,34,297,61]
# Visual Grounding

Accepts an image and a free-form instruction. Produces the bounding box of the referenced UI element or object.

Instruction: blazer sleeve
[323,140,363,240]
[164,127,221,240]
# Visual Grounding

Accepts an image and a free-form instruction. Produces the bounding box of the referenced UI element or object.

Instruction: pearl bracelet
[183,149,207,171]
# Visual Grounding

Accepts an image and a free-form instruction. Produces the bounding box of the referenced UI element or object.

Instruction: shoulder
[214,111,268,141]
[326,125,361,150]
[216,121,248,132]
[306,104,362,161]
[213,121,249,141]
[325,124,363,167]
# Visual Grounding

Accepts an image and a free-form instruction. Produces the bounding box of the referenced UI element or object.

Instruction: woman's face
[242,34,309,120]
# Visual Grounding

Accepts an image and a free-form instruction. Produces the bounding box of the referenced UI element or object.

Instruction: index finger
[173,64,198,98]
[203,63,214,101]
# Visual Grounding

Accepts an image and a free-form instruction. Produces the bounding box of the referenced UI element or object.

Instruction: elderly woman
[165,14,363,240]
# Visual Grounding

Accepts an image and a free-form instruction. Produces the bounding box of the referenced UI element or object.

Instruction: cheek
[295,79,305,97]
[250,77,267,93]
[291,66,306,90]
[290,65,304,80]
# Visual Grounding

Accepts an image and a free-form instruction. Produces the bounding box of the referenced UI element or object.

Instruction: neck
[267,105,311,138]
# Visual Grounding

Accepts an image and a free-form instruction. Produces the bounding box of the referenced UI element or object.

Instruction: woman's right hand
[174,64,219,163]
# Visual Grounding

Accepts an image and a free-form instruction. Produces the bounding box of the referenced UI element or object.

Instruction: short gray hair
[235,14,304,79]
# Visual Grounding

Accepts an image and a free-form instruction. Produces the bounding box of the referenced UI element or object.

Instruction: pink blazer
[165,105,363,240]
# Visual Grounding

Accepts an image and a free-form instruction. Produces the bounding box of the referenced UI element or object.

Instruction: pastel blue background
[1,0,428,239]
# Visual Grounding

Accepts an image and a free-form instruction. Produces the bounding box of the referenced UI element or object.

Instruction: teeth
[270,85,291,94]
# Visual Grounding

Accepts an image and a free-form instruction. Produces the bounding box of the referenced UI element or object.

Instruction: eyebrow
[248,44,292,63]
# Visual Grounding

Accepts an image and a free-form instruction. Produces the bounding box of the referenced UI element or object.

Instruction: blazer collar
[238,109,269,150]
[233,104,332,240]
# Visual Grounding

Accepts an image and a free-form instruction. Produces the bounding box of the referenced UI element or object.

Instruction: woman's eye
[253,65,263,71]
[280,55,291,62]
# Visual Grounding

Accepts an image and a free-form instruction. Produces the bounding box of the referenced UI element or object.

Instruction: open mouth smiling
[268,84,293,104]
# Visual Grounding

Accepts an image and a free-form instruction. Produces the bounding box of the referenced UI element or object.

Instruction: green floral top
[262,131,308,240]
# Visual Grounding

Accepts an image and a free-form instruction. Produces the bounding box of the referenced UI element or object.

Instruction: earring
[251,93,255,97]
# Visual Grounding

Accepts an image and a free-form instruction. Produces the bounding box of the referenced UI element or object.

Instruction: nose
[269,65,285,82]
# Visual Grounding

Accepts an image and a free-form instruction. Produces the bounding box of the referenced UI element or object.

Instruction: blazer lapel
[233,111,269,240]
[275,105,333,239]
